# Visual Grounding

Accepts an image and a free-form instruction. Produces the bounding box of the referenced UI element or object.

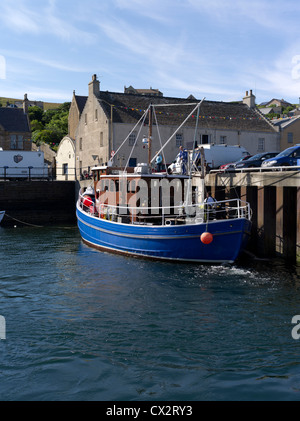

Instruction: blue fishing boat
[76,101,252,263]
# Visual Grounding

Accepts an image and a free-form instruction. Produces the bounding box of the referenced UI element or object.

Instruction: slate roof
[96,91,276,133]
[76,90,277,133]
[0,107,30,132]
[271,115,300,129]
[74,95,87,115]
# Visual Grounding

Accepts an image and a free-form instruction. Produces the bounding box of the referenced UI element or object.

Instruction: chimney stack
[243,89,255,108]
[23,93,29,114]
[88,74,100,98]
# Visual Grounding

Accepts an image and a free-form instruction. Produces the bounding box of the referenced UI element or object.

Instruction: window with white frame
[17,135,23,149]
[176,133,183,147]
[220,135,226,144]
[287,132,293,143]
[258,138,265,151]
[129,132,136,146]
[10,134,17,149]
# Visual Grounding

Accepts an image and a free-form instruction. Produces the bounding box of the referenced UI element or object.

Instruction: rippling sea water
[0,225,300,401]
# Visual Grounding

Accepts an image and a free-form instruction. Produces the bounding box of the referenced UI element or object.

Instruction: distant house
[58,77,280,179]
[124,85,163,97]
[0,94,31,151]
[259,106,281,115]
[271,116,300,151]
[264,98,293,108]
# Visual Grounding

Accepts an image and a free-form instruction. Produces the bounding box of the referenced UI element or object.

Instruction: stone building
[56,136,76,180]
[58,76,281,179]
[0,94,31,151]
[272,116,300,151]
[124,85,163,97]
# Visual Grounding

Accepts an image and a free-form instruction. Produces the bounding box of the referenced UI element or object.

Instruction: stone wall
[0,181,76,227]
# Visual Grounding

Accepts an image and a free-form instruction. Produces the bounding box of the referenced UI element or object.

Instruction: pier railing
[212,164,300,174]
[0,165,50,180]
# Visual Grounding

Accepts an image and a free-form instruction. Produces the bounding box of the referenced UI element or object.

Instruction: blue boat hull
[76,203,251,263]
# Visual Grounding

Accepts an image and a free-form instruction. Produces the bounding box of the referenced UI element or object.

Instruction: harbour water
[0,225,300,402]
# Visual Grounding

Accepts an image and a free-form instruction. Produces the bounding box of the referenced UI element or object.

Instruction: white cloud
[187,0,300,32]
[0,0,95,44]
[0,2,40,34]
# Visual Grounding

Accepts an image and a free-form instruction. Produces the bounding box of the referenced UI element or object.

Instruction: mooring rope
[4,213,44,228]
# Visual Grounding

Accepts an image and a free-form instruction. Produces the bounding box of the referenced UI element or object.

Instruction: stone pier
[194,170,300,263]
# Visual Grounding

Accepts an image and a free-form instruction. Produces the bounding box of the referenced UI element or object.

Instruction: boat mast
[148,104,152,166]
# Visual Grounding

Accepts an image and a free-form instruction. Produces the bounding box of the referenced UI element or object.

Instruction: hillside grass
[0,97,62,110]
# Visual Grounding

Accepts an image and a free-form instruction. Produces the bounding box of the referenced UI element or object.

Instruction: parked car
[235,152,278,169]
[261,144,300,168]
[219,155,252,170]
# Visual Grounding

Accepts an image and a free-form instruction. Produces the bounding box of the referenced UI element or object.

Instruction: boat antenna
[190,99,202,176]
[148,103,153,167]
[185,98,204,206]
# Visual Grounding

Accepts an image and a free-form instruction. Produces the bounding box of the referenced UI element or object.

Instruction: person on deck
[204,192,217,220]
[179,146,188,175]
[155,153,163,172]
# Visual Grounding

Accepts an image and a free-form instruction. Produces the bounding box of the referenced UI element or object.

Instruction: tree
[29,102,70,150]
[30,119,44,132]
[28,105,44,122]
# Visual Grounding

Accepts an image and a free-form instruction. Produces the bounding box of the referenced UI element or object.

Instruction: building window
[95,109,98,121]
[100,132,103,147]
[79,138,83,151]
[258,138,265,151]
[220,135,226,144]
[85,114,87,125]
[287,132,293,143]
[10,135,17,149]
[176,133,183,147]
[129,132,136,146]
[63,163,68,175]
[201,134,211,144]
[17,135,24,149]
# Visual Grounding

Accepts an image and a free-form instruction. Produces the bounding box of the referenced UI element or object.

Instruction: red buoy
[201,232,213,244]
[83,195,93,207]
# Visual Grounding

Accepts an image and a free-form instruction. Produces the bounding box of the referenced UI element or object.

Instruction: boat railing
[78,193,251,225]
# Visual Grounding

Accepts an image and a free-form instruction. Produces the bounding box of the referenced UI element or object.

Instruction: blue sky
[1,0,300,105]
